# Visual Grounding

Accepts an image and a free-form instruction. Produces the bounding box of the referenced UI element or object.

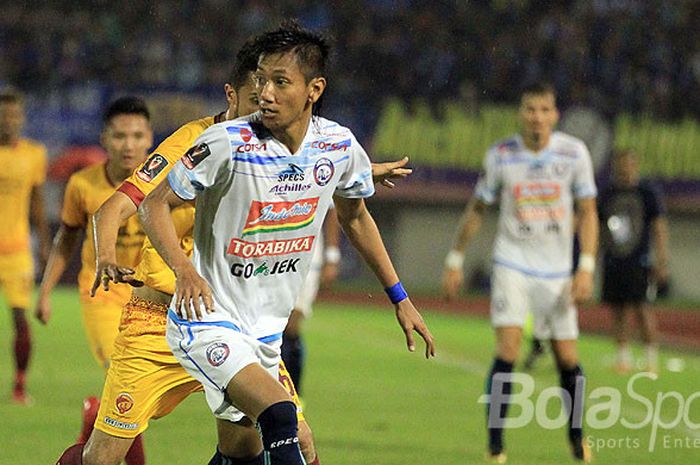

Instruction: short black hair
[255,20,329,82]
[0,87,24,106]
[520,82,557,101]
[229,36,262,90]
[102,96,150,125]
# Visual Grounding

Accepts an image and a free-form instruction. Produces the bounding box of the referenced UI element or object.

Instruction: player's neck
[522,133,550,153]
[104,161,131,186]
[0,135,19,146]
[272,113,312,155]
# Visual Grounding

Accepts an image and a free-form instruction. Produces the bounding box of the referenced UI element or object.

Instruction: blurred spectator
[598,149,670,374]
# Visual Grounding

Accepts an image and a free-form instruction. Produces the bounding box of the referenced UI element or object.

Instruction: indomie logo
[227,236,315,258]
[242,198,319,237]
[514,182,561,205]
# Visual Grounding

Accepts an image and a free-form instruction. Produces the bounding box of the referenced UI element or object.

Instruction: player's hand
[320,263,338,288]
[91,262,143,297]
[442,268,464,301]
[173,264,214,321]
[34,296,52,325]
[571,269,593,304]
[371,157,412,189]
[395,298,435,358]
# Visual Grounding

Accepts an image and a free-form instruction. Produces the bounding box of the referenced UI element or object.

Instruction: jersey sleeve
[167,124,231,200]
[474,149,501,205]
[32,145,48,186]
[572,143,597,199]
[60,174,86,228]
[333,135,374,199]
[118,121,206,206]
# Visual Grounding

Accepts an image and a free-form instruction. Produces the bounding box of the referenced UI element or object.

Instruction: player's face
[0,102,25,143]
[235,76,260,118]
[519,92,559,146]
[613,153,639,187]
[254,51,325,132]
[101,114,153,172]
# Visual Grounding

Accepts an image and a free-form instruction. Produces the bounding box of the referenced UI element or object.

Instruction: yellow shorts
[0,251,33,309]
[95,296,304,438]
[80,298,126,369]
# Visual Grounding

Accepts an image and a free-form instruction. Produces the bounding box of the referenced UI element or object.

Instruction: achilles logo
[270,436,299,448]
[227,236,315,258]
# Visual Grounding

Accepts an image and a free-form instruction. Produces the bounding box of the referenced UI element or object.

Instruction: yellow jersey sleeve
[117,117,215,206]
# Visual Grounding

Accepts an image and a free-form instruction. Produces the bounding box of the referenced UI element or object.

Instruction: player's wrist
[444,249,464,271]
[385,281,408,304]
[577,253,596,273]
[324,245,340,265]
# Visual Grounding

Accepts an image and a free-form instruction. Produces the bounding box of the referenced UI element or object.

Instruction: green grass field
[1,287,698,464]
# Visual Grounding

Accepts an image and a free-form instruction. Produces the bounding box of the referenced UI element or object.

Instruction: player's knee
[297,420,316,461]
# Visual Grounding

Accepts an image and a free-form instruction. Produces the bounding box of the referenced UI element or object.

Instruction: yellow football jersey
[0,139,47,254]
[118,115,220,295]
[62,162,145,303]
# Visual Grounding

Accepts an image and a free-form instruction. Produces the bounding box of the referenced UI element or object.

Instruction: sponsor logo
[227,236,315,258]
[231,258,300,279]
[182,143,211,169]
[313,158,334,186]
[310,140,350,152]
[104,416,139,430]
[270,163,311,196]
[270,437,299,448]
[206,342,230,367]
[235,143,267,153]
[514,182,561,205]
[242,198,319,236]
[136,153,169,182]
[553,162,571,177]
[240,127,253,142]
[115,393,134,414]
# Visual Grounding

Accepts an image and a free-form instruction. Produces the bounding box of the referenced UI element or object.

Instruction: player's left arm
[30,184,51,270]
[572,196,599,303]
[334,195,435,358]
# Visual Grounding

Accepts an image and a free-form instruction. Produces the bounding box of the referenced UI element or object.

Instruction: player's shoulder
[486,134,520,159]
[169,116,217,143]
[549,131,589,158]
[18,138,47,156]
[307,116,358,153]
[213,112,270,145]
[67,162,106,188]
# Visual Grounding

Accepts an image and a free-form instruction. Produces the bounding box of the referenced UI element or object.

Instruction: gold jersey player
[0,89,50,405]
[37,97,152,464]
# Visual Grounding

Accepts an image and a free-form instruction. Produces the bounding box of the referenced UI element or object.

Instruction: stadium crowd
[1,0,699,138]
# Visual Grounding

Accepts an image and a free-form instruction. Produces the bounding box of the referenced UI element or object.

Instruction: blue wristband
[385,282,408,304]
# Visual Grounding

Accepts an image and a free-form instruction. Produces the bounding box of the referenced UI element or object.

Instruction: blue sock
[485,358,514,454]
[281,333,305,394]
[559,364,585,443]
[258,401,304,465]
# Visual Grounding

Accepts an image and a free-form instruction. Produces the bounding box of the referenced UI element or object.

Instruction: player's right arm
[442,148,499,300]
[36,173,86,324]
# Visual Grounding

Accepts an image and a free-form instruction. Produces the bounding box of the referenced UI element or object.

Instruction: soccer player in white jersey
[139,22,435,465]
[442,82,598,463]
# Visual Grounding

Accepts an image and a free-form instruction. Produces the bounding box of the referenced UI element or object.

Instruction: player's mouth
[260,107,277,117]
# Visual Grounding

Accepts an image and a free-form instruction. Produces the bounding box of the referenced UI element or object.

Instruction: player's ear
[308,77,326,104]
[224,83,238,116]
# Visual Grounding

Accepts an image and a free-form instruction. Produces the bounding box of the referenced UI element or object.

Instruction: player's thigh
[83,428,134,465]
[95,335,201,438]
[531,276,578,341]
[490,265,529,330]
[0,251,33,310]
[80,299,125,368]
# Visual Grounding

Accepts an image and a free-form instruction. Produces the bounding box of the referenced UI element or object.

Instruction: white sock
[645,345,659,372]
[617,345,632,367]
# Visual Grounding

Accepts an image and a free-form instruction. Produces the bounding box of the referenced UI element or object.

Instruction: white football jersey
[167,113,374,340]
[474,131,597,277]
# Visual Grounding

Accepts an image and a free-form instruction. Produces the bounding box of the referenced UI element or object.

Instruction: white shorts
[294,238,324,317]
[165,310,282,422]
[490,264,579,340]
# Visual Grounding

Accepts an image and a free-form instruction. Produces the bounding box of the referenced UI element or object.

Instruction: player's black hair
[102,96,150,125]
[520,81,557,102]
[255,20,330,116]
[229,36,262,91]
[0,87,24,106]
